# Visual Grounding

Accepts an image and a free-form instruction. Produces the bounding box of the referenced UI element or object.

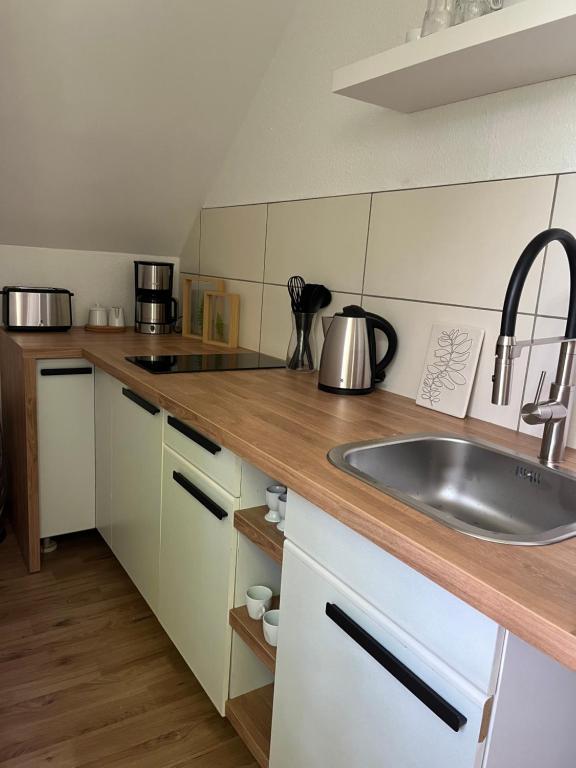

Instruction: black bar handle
[122,387,160,416]
[167,415,221,455]
[40,367,93,377]
[325,603,467,732]
[172,471,228,520]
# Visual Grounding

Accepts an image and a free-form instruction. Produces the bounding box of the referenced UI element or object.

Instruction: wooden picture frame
[181,274,225,339]
[202,292,240,348]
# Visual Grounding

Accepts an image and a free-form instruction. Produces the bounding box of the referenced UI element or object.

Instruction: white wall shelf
[332,1,576,113]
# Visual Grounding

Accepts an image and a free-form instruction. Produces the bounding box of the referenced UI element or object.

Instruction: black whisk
[288,275,305,312]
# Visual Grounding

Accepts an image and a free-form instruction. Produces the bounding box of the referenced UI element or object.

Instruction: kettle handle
[365,312,398,383]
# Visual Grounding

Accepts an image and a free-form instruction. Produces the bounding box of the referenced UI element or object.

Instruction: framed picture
[416,324,485,418]
[202,291,240,348]
[181,274,225,339]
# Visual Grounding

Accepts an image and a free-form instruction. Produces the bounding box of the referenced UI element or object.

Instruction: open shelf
[333,1,576,112]
[235,506,284,564]
[226,684,274,768]
[230,597,280,673]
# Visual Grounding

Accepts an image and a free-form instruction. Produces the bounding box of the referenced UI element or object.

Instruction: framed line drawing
[181,274,225,339]
[416,324,485,418]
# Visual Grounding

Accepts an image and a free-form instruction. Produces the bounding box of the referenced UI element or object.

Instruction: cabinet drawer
[159,447,237,714]
[270,542,488,768]
[285,492,503,694]
[164,412,241,496]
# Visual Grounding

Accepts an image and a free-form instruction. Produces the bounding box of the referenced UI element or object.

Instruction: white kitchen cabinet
[37,359,95,539]
[94,368,115,547]
[270,541,490,768]
[110,383,163,612]
[159,445,238,715]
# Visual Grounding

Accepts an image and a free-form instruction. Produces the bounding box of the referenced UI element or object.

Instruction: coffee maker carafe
[134,261,177,335]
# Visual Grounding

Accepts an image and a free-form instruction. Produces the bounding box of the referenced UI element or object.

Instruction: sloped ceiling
[0,0,293,256]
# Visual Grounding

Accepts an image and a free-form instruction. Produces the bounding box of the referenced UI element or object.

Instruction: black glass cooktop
[125,352,285,374]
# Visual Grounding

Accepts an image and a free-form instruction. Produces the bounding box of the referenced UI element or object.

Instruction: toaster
[1,287,74,331]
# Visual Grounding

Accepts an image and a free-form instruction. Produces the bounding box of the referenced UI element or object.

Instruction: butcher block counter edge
[3,328,576,672]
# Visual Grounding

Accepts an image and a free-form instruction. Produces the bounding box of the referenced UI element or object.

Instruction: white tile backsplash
[538,174,576,319]
[198,173,571,442]
[264,195,371,293]
[200,204,267,281]
[362,297,532,429]
[364,177,555,311]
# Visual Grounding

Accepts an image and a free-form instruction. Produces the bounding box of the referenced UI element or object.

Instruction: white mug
[88,304,108,327]
[246,586,273,620]
[277,492,287,533]
[108,306,125,327]
[263,609,280,647]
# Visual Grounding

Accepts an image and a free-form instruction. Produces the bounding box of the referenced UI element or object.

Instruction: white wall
[206,0,576,207]
[0,245,178,326]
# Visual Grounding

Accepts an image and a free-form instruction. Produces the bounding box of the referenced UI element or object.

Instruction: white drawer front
[270,542,488,768]
[285,492,503,694]
[164,412,242,496]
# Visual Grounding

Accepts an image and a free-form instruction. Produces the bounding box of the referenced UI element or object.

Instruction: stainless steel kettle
[318,305,397,395]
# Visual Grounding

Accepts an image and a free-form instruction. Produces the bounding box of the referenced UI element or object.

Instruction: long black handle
[167,415,221,455]
[40,367,93,377]
[122,387,160,416]
[325,603,467,732]
[172,471,228,520]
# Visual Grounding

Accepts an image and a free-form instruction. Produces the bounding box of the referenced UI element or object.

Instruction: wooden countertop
[5,328,576,671]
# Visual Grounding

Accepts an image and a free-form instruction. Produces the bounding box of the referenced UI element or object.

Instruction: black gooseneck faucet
[492,228,576,467]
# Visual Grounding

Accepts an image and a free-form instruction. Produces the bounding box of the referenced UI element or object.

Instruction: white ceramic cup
[277,492,287,533]
[108,306,125,327]
[265,484,286,523]
[88,304,108,326]
[262,608,280,647]
[246,585,273,620]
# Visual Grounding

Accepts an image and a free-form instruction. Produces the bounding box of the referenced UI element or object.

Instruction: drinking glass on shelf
[455,0,503,23]
[421,0,456,36]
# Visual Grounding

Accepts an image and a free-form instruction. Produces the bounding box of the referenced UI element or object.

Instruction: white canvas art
[416,324,485,418]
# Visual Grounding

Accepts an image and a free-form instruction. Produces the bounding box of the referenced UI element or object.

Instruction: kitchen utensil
[88,304,108,327]
[286,312,318,371]
[1,287,74,331]
[421,0,456,36]
[262,609,280,647]
[108,307,125,327]
[246,586,273,620]
[300,283,332,313]
[277,492,287,533]
[455,0,502,23]
[288,275,305,312]
[265,484,287,523]
[319,305,398,395]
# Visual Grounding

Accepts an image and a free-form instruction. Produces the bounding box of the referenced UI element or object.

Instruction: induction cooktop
[125,352,285,374]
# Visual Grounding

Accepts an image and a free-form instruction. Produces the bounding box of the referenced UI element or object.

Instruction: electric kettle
[318,305,398,395]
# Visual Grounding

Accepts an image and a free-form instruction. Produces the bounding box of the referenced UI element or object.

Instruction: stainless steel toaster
[1,286,74,331]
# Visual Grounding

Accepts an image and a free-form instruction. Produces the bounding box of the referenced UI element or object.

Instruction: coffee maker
[134,261,177,334]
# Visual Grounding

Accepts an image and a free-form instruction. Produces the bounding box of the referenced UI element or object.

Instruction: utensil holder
[286,312,318,371]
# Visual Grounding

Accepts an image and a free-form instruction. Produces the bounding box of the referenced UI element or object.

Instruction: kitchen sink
[328,434,576,546]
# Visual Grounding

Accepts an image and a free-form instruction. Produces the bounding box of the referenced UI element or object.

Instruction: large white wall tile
[538,174,576,319]
[364,177,556,311]
[223,279,263,352]
[264,195,371,293]
[362,297,532,430]
[260,283,358,365]
[200,205,267,281]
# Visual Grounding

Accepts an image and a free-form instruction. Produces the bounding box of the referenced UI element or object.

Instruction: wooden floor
[0,528,257,767]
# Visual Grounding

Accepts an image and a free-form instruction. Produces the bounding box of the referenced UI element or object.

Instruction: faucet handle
[533,370,547,403]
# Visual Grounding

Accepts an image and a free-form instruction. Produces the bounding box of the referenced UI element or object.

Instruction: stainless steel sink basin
[328,434,576,546]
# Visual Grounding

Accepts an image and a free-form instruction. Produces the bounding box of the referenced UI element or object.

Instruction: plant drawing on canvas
[420,329,473,407]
